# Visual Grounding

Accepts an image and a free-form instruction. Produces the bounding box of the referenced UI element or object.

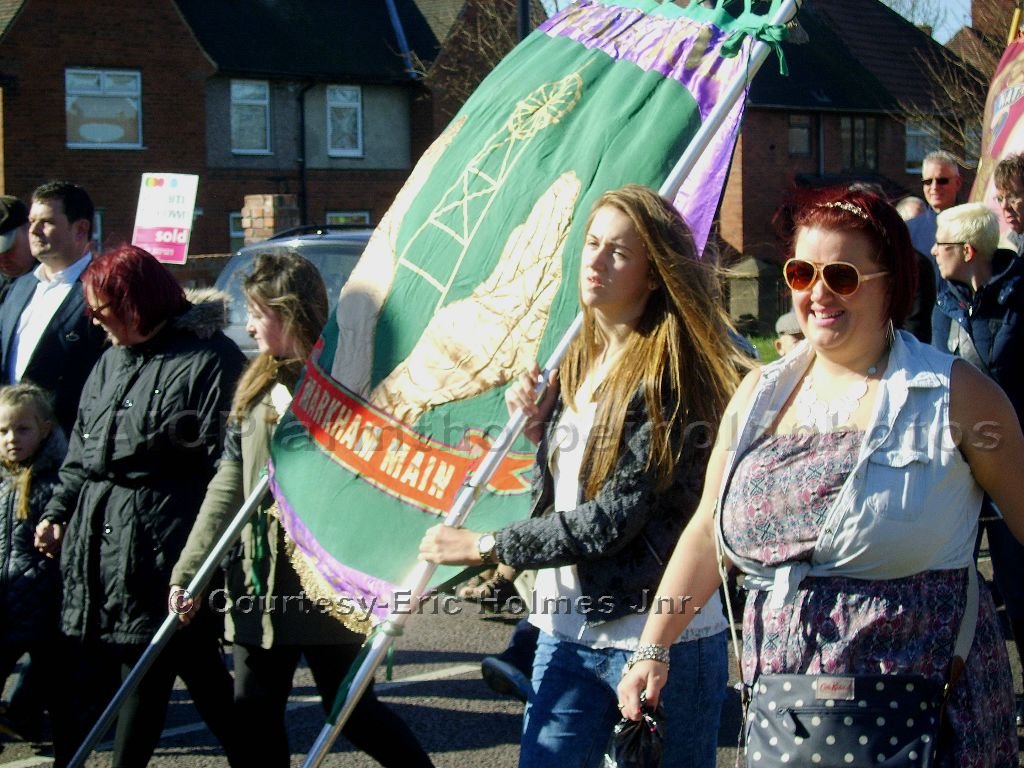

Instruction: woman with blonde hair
[420,184,747,767]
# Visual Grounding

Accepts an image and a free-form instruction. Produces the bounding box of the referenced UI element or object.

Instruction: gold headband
[818,200,870,221]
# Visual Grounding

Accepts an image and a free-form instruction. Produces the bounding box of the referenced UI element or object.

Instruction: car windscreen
[214,241,365,327]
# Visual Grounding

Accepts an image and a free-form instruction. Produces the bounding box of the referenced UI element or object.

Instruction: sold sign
[131,173,199,264]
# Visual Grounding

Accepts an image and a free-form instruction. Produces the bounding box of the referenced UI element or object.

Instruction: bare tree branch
[887,3,1009,168]
[410,0,547,123]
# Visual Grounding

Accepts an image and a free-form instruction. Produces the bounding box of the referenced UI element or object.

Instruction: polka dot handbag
[733,569,978,768]
[743,672,943,767]
[716,536,979,768]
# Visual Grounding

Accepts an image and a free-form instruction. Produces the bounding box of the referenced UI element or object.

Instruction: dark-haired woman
[420,184,747,767]
[35,244,247,767]
[170,251,433,767]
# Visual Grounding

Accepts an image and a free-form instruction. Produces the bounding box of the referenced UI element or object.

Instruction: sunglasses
[922,177,950,186]
[783,258,888,296]
[85,300,113,319]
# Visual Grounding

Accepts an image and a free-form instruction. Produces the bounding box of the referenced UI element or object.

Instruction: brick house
[946,0,1016,73]
[720,0,980,328]
[0,0,463,260]
[0,0,989,310]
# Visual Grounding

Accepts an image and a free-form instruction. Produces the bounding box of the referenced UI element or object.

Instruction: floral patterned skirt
[722,431,1017,767]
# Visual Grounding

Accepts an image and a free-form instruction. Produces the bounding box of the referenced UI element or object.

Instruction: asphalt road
[0,586,1020,767]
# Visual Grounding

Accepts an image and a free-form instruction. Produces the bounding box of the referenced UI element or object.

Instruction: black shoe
[481,656,533,704]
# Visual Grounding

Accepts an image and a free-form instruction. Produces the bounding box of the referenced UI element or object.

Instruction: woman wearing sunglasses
[618,185,1024,764]
[420,184,748,767]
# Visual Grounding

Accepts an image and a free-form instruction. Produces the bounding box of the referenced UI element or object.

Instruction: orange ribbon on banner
[290,353,534,516]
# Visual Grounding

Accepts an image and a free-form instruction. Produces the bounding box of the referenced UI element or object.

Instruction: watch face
[478,533,496,556]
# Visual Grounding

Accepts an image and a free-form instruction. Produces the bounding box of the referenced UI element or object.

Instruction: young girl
[0,384,65,741]
[420,184,747,767]
[170,251,433,767]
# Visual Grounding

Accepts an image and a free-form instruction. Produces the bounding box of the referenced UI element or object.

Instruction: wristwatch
[476,532,498,564]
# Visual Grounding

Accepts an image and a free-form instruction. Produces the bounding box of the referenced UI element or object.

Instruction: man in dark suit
[0,181,106,435]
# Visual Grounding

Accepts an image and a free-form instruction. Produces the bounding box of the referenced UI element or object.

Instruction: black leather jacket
[494,390,712,623]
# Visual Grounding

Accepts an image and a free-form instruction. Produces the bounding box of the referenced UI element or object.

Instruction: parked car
[213,225,372,355]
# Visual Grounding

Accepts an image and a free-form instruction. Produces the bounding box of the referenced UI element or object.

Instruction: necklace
[792,368,875,433]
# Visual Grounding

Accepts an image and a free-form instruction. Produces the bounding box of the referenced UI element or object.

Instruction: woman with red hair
[619,186,1024,765]
[35,245,248,767]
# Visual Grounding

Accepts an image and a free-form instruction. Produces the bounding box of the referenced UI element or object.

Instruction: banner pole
[66,474,271,768]
[660,0,800,202]
[301,4,799,767]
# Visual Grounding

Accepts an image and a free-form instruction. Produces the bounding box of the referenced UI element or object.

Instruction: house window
[840,116,878,171]
[325,210,371,226]
[66,69,142,149]
[905,120,939,172]
[229,212,246,252]
[788,114,812,157]
[327,86,363,157]
[231,80,270,154]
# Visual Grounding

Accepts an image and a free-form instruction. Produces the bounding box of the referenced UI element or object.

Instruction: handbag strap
[715,519,745,688]
[946,564,978,694]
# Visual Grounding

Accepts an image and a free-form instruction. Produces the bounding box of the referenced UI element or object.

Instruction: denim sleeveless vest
[716,331,982,608]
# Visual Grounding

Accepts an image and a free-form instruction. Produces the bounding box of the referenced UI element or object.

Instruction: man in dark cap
[0,196,34,305]
[773,310,804,357]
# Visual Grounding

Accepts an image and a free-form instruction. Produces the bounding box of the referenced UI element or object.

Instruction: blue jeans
[519,629,727,768]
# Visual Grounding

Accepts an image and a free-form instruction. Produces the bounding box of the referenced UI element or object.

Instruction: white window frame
[229,212,246,252]
[327,85,363,158]
[325,210,371,226]
[65,68,143,149]
[788,114,812,157]
[231,80,271,155]
[840,115,879,172]
[905,120,939,173]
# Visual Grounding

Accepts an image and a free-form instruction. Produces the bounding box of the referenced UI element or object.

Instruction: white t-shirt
[528,368,726,649]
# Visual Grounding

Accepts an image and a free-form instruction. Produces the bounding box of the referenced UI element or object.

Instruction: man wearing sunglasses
[931,201,1024,728]
[994,153,1024,256]
[906,150,963,277]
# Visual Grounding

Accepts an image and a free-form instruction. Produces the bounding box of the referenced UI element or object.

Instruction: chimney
[241,194,300,244]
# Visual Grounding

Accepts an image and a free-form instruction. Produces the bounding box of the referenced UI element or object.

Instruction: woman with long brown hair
[171,251,432,767]
[420,184,747,767]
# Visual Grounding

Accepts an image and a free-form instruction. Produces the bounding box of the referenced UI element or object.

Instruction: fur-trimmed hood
[174,288,231,340]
